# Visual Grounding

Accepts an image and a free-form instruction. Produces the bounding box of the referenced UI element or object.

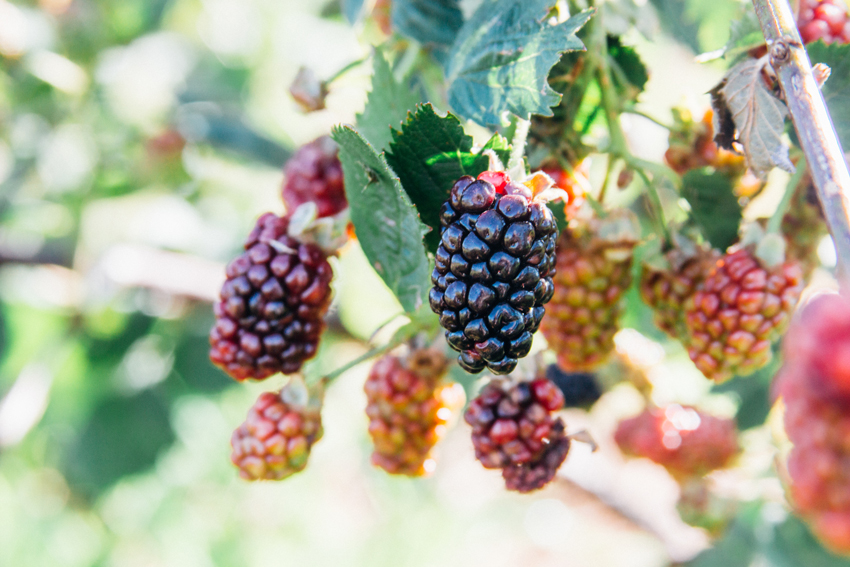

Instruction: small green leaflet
[681,168,742,250]
[332,125,431,313]
[356,48,422,152]
[607,35,648,102]
[807,41,850,151]
[392,0,463,53]
[386,103,510,253]
[446,0,593,126]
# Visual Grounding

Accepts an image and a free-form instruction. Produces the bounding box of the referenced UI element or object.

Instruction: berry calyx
[430,172,559,374]
[364,347,464,476]
[209,213,334,381]
[282,136,347,219]
[230,380,323,481]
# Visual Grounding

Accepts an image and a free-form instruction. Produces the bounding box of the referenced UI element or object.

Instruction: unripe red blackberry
[502,427,571,493]
[683,247,803,382]
[614,405,738,480]
[640,244,720,338]
[464,378,566,469]
[230,380,323,481]
[540,211,638,371]
[429,171,559,375]
[209,213,333,381]
[364,347,464,476]
[797,0,850,44]
[776,293,850,554]
[281,136,347,219]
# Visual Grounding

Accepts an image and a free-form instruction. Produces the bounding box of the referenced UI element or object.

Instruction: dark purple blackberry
[429,172,559,374]
[210,213,333,381]
[545,365,602,409]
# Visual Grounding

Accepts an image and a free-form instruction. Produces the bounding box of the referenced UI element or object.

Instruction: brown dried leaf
[713,57,795,180]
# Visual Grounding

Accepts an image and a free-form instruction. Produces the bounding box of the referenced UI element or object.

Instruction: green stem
[767,156,808,234]
[636,168,671,243]
[623,109,674,131]
[508,117,531,176]
[319,335,406,384]
[325,56,369,84]
[598,155,616,204]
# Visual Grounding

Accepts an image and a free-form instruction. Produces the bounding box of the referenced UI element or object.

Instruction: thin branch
[752,0,850,281]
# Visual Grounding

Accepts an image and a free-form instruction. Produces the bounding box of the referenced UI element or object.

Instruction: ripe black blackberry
[545,364,602,409]
[429,171,559,374]
[210,213,333,381]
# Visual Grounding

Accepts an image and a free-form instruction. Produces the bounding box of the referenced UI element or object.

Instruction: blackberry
[209,213,333,381]
[429,171,559,375]
[614,405,738,480]
[683,247,803,382]
[502,426,570,493]
[281,136,347,219]
[464,378,566,469]
[540,211,638,370]
[545,364,602,409]
[365,347,464,476]
[230,380,323,481]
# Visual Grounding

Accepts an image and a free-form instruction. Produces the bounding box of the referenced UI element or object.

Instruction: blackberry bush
[209,213,334,381]
[429,171,559,375]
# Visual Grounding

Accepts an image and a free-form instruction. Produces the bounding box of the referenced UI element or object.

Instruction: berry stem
[635,167,672,243]
[507,116,531,177]
[624,109,675,131]
[752,0,850,282]
[319,335,407,385]
[767,155,808,234]
[325,56,369,85]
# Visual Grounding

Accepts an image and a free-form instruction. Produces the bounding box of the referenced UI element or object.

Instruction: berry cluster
[777,293,850,554]
[281,136,347,219]
[231,383,323,481]
[797,0,850,44]
[464,378,569,492]
[541,212,637,370]
[640,245,720,338]
[614,405,738,480]
[364,348,463,476]
[430,171,559,374]
[683,248,803,382]
[210,213,334,381]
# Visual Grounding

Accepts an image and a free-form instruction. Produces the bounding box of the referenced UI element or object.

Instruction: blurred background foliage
[0,0,846,566]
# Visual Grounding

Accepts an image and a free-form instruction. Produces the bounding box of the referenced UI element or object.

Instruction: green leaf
[63,390,175,496]
[681,168,742,250]
[356,48,423,152]
[712,351,777,430]
[607,35,648,101]
[332,125,431,313]
[446,1,593,126]
[392,0,463,52]
[688,517,757,567]
[807,41,850,151]
[386,103,510,253]
[765,515,850,567]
